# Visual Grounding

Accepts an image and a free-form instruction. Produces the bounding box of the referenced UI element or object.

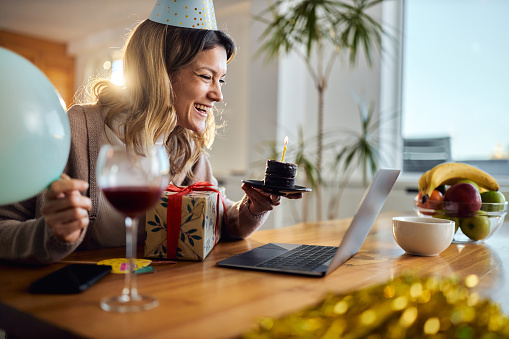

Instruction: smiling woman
[0,0,302,266]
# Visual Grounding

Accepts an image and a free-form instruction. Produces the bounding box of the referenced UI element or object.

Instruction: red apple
[443,183,482,218]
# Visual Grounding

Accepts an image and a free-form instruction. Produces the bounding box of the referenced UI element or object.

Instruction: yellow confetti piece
[399,306,418,328]
[465,274,479,288]
[333,300,348,315]
[410,282,423,299]
[360,309,376,326]
[424,317,440,335]
[392,296,408,311]
[383,285,395,298]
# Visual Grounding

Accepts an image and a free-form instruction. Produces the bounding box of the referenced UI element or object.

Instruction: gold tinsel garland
[243,274,509,338]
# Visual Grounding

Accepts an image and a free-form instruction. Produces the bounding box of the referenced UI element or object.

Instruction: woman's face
[172,46,227,134]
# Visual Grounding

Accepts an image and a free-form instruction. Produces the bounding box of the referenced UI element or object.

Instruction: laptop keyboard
[256,245,337,271]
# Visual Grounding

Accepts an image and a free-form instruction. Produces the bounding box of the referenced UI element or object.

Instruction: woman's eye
[199,74,225,86]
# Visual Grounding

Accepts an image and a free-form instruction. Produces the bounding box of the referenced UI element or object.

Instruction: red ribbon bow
[165,182,228,259]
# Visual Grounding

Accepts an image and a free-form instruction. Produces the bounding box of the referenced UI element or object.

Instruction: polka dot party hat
[149,0,217,30]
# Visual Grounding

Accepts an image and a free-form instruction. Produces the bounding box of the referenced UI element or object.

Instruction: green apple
[460,215,491,241]
[433,213,460,233]
[456,179,480,192]
[480,191,506,212]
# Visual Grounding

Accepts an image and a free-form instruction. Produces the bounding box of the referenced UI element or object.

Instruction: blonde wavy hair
[79,20,236,181]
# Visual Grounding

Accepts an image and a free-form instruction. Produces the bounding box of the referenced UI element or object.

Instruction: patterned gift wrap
[144,182,226,261]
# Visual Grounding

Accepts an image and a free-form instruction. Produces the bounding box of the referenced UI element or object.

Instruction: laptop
[217,168,400,277]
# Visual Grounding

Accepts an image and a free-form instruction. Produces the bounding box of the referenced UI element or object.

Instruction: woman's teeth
[194,104,210,113]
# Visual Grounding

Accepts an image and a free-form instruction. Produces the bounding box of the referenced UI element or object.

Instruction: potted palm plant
[326,95,398,219]
[254,0,386,220]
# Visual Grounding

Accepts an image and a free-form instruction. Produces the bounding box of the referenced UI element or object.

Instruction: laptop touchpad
[219,243,290,266]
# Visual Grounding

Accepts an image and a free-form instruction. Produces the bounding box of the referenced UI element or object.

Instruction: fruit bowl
[414,199,507,243]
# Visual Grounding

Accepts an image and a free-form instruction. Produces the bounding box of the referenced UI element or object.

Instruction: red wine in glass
[96,144,169,313]
[102,186,163,218]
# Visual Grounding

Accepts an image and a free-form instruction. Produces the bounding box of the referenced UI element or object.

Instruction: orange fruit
[416,189,444,215]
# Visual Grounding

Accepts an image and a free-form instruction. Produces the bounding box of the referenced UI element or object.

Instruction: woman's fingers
[241,183,281,215]
[46,177,89,200]
[285,193,303,200]
[43,203,91,243]
[43,177,92,243]
[42,193,92,215]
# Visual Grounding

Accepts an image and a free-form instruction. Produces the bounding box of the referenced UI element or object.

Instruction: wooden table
[1,211,509,339]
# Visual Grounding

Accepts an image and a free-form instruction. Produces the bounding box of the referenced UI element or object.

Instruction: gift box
[144,182,226,261]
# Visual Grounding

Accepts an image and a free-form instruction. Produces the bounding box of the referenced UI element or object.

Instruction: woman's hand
[241,183,302,215]
[41,174,92,243]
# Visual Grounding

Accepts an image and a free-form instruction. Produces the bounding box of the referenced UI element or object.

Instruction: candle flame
[284,136,288,145]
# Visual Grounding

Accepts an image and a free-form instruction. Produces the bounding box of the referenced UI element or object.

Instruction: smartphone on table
[29,264,112,294]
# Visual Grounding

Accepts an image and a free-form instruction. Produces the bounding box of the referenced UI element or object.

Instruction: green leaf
[187,229,198,234]
[191,235,202,240]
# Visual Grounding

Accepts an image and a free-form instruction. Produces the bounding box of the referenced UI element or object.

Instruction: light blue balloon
[0,47,71,206]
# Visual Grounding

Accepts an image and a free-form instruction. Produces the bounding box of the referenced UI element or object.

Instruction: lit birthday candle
[280,136,288,162]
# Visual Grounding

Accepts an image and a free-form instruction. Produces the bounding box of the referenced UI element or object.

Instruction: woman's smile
[194,103,211,117]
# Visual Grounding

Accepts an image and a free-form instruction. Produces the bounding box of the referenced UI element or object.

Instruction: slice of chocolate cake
[264,160,297,188]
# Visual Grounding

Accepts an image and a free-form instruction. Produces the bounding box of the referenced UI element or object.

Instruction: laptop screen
[326,168,400,274]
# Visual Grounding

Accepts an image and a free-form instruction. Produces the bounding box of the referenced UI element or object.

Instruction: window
[402,0,509,164]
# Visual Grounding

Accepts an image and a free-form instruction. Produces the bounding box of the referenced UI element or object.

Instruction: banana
[418,170,430,191]
[440,177,489,193]
[422,162,499,197]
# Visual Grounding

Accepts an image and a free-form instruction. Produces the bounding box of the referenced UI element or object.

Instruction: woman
[0,10,301,264]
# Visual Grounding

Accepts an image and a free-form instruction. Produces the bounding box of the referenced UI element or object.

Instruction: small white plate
[242,179,312,196]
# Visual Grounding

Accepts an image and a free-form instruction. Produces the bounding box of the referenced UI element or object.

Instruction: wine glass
[96,144,169,312]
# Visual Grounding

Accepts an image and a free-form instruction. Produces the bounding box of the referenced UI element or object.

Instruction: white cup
[392,216,455,256]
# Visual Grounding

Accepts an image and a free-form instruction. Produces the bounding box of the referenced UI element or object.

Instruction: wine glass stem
[123,216,138,299]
